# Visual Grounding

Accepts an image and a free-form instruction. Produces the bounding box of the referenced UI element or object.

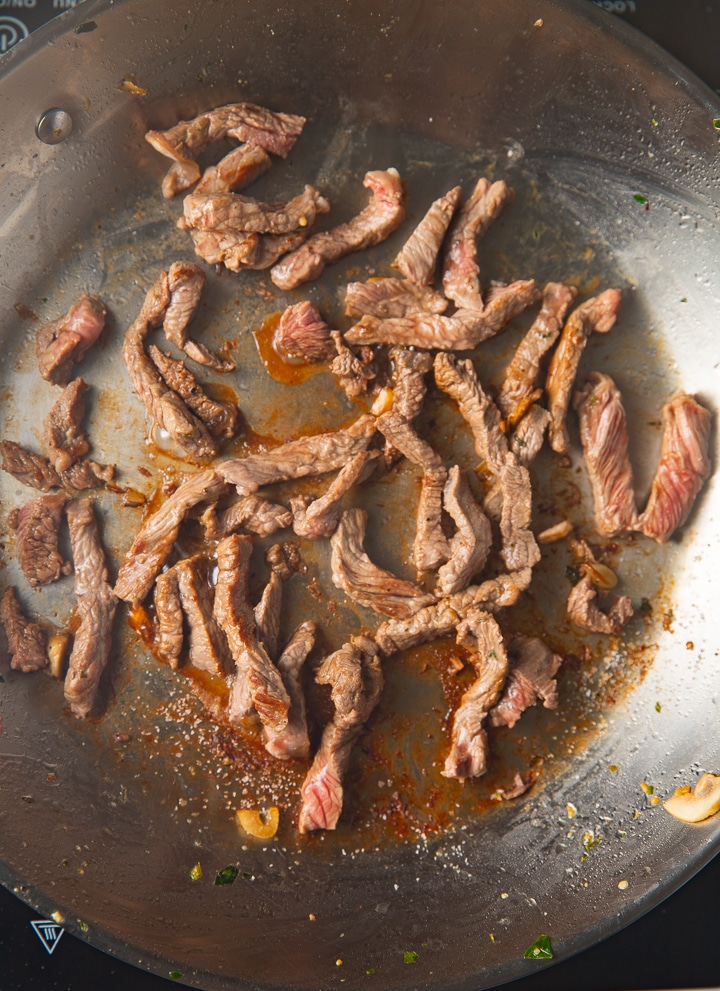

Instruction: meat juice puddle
[0,125,679,853]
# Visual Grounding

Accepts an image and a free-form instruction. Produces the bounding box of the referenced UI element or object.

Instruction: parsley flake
[403,950,418,964]
[169,971,183,981]
[633,193,647,204]
[524,934,553,960]
[714,118,720,130]
[214,864,239,886]
[655,701,662,713]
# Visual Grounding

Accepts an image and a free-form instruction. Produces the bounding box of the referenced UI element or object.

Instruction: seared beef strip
[393,185,462,285]
[389,348,433,423]
[203,494,292,540]
[574,372,638,537]
[0,587,48,673]
[330,508,435,618]
[436,466,492,596]
[42,378,90,473]
[194,142,272,195]
[498,462,541,571]
[181,185,329,236]
[15,493,71,588]
[254,543,300,659]
[153,566,184,669]
[186,228,307,272]
[271,169,406,290]
[545,289,622,454]
[636,392,712,543]
[330,331,376,399]
[298,636,383,832]
[434,352,508,473]
[161,261,234,372]
[344,278,447,319]
[488,634,562,728]
[567,573,634,634]
[175,556,232,677]
[442,610,509,779]
[64,498,117,718]
[148,346,240,439]
[59,460,114,490]
[2,440,62,491]
[274,301,336,364]
[291,450,379,540]
[263,621,315,761]
[497,282,578,419]
[36,294,107,387]
[483,404,550,519]
[214,534,290,733]
[145,103,305,197]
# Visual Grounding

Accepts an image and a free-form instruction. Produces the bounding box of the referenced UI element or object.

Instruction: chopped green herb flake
[582,830,601,851]
[215,864,239,886]
[651,118,658,126]
[565,565,581,587]
[77,919,89,932]
[524,934,553,960]
[641,782,654,795]
[169,972,183,981]
[366,968,376,976]
[680,297,688,302]
[533,229,541,239]
[488,649,497,659]
[640,598,652,614]
[655,701,662,713]
[633,193,647,204]
[403,950,418,964]
[714,118,720,130]
[514,436,527,448]
[75,21,97,34]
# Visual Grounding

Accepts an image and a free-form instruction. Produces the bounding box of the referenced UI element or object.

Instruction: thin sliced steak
[291,450,378,540]
[434,352,508,473]
[263,621,316,761]
[64,498,117,718]
[59,459,114,491]
[2,440,61,491]
[186,228,306,272]
[436,466,492,596]
[345,278,447,319]
[254,543,300,658]
[498,462,541,571]
[484,404,550,518]
[42,378,90,473]
[389,348,433,423]
[162,261,234,372]
[15,493,71,588]
[203,494,292,540]
[567,573,633,634]
[175,556,231,676]
[636,392,712,543]
[274,301,336,364]
[393,185,462,285]
[194,142,272,195]
[330,331,376,399]
[181,185,329,236]
[488,635,562,728]
[0,587,48,672]
[36,294,107,387]
[153,566,184,669]
[271,168,406,290]
[298,636,383,832]
[148,346,240,439]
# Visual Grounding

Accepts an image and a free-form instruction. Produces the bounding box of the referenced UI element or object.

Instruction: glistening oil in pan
[0,119,680,856]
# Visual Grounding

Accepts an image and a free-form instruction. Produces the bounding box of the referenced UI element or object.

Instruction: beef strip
[442,610,509,779]
[344,278,447,319]
[567,573,634,634]
[291,450,378,540]
[59,459,114,490]
[436,466,492,596]
[174,556,232,677]
[488,634,562,728]
[574,372,638,537]
[15,494,71,588]
[145,103,305,197]
[497,282,578,419]
[36,294,107,387]
[203,494,292,540]
[498,462,541,571]
[2,440,61,491]
[153,566,184,669]
[274,301,336,364]
[253,543,300,658]
[186,228,306,272]
[121,268,218,461]
[42,378,90,473]
[330,331,376,399]
[330,507,435,618]
[483,404,550,518]
[194,142,272,195]
[393,185,462,285]
[636,392,712,543]
[181,185,329,236]
[271,169,406,290]
[263,621,315,760]
[545,289,622,454]
[161,260,234,372]
[0,587,48,672]
[213,534,290,733]
[434,352,508,473]
[148,346,240,439]
[64,498,117,718]
[265,541,301,580]
[298,636,383,832]
[389,348,433,423]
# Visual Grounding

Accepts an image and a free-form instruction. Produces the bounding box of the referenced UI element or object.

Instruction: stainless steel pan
[1,1,719,989]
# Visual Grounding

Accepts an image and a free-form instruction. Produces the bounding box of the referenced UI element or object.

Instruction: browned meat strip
[254,543,300,658]
[36,295,107,387]
[2,440,61,491]
[175,556,231,677]
[59,460,114,491]
[181,185,329,236]
[148,346,240,440]
[194,142,272,195]
[488,635,562,728]
[42,378,90,473]
[436,466,492,596]
[274,301,336,364]
[344,278,447,319]
[161,261,234,372]
[214,534,290,733]
[153,566,184,669]
[498,462,541,571]
[389,348,433,423]
[0,587,48,672]
[122,269,218,461]
[393,186,462,285]
[203,494,292,540]
[15,494,71,588]
[567,574,633,634]
[298,636,383,832]
[291,450,378,540]
[483,404,550,518]
[546,289,622,453]
[330,331,376,399]
[114,468,229,605]
[442,610,508,779]
[145,103,305,197]
[574,372,638,537]
[330,508,435,618]
[498,282,578,419]
[263,621,315,761]
[636,392,712,543]
[186,228,306,272]
[64,498,118,718]
[271,169,406,290]
[434,352,508,473]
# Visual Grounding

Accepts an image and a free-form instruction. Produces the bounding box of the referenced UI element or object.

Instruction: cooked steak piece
[36,294,107,387]
[181,185,329,236]
[153,566,184,669]
[148,346,240,439]
[546,289,622,453]
[442,178,515,310]
[145,102,306,197]
[636,392,712,544]
[185,228,257,271]
[203,494,292,540]
[330,508,435,618]
[263,621,315,761]
[265,541,301,580]
[15,494,71,588]
[64,498,118,718]
[59,459,114,490]
[436,466,492,596]
[194,142,272,195]
[2,440,61,491]
[0,587,48,672]
[121,267,218,461]
[567,573,633,634]
[488,634,562,728]
[344,278,447,319]
[298,636,383,832]
[574,372,638,537]
[214,534,290,733]
[498,282,578,419]
[291,450,378,540]
[175,556,231,677]
[274,301,336,364]
[498,462,541,571]
[330,331,376,399]
[389,348,433,423]
[254,543,300,659]
[483,404,551,518]
[442,610,508,779]
[239,232,309,271]
[434,352,508,473]
[161,261,234,372]
[114,468,229,605]
[393,185,462,285]
[271,169,406,290]
[42,378,90,473]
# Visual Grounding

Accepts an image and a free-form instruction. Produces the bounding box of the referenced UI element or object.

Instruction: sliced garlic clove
[663,773,720,823]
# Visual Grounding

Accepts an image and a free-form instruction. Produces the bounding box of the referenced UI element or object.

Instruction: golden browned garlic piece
[663,773,720,823]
